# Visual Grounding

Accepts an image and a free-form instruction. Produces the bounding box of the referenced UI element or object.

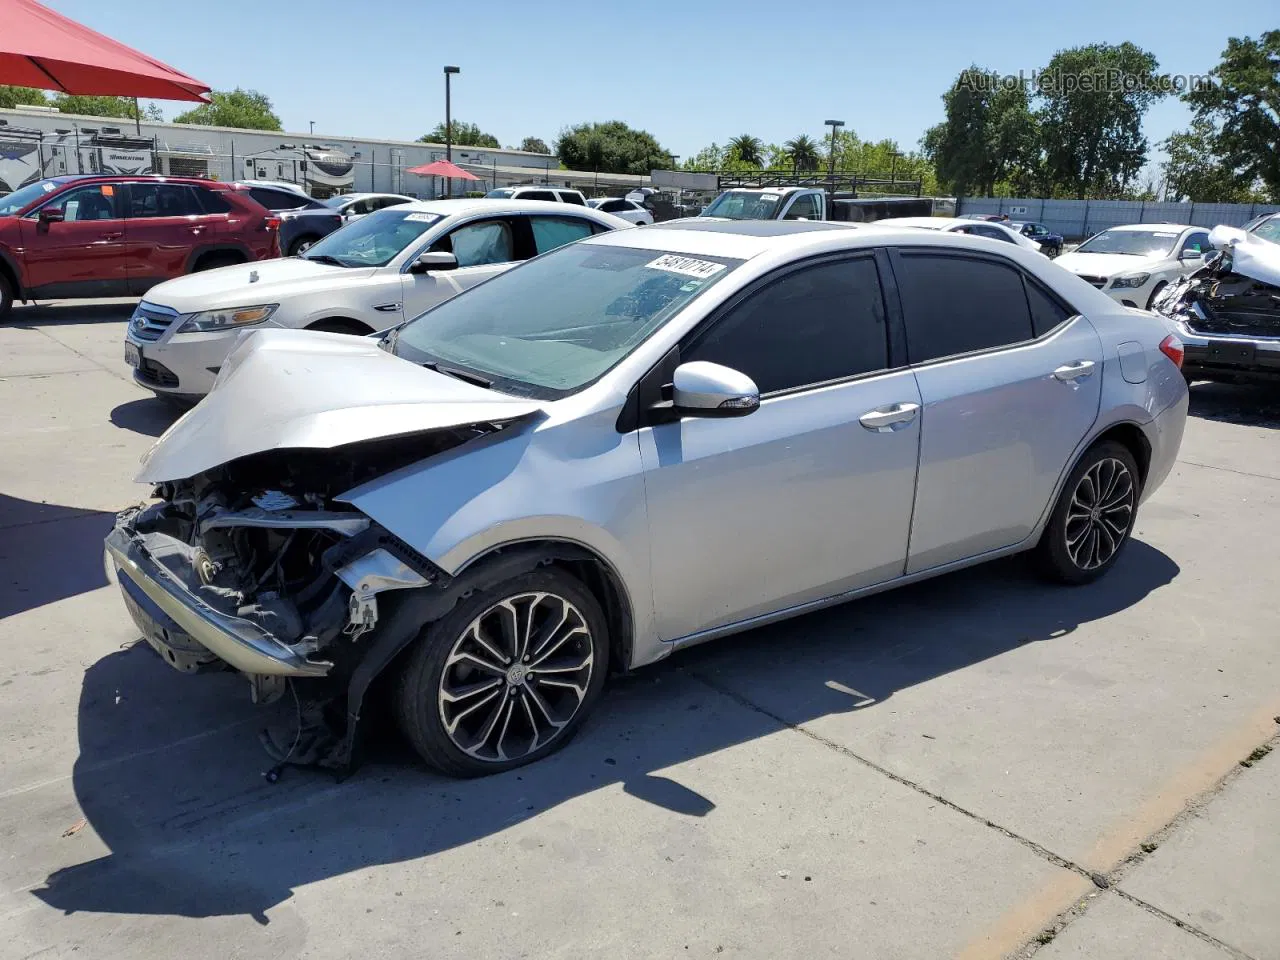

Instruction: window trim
[122,181,203,219]
[882,246,1081,368]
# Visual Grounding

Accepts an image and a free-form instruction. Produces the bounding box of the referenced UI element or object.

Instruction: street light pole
[443,65,460,198]
[309,120,315,135]
[825,119,844,195]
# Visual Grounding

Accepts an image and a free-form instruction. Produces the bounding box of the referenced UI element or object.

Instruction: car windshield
[393,243,742,399]
[301,208,442,267]
[702,190,782,220]
[1076,229,1180,257]
[1251,218,1280,245]
[0,180,59,216]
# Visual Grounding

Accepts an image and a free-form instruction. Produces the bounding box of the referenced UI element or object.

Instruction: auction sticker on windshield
[404,213,438,223]
[646,254,727,280]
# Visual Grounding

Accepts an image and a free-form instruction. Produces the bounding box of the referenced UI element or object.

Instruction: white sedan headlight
[178,304,278,333]
[1110,274,1150,289]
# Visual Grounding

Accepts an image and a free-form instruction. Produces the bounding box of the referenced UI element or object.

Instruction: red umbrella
[0,0,210,101]
[405,159,479,180]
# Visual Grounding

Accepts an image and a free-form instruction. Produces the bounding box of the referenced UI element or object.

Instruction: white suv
[588,197,654,225]
[485,186,589,206]
[1055,224,1212,309]
[124,199,630,400]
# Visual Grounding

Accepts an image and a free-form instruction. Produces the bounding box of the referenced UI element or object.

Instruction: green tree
[726,134,764,166]
[519,136,550,154]
[683,143,725,171]
[1183,31,1280,201]
[173,89,282,131]
[1161,118,1260,202]
[420,121,499,148]
[783,134,821,172]
[50,94,163,121]
[921,67,1038,196]
[1035,43,1165,198]
[0,85,47,109]
[555,121,672,175]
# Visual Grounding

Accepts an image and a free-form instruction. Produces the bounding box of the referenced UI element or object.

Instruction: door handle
[373,302,403,312]
[1053,360,1096,382]
[99,231,123,240]
[859,402,921,433]
[189,226,205,235]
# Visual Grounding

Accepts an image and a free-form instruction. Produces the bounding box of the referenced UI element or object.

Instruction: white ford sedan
[123,199,632,400]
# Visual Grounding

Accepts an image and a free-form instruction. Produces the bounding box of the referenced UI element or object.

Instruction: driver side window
[38,184,122,222]
[433,219,514,267]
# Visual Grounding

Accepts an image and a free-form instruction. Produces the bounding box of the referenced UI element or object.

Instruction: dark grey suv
[234,181,343,256]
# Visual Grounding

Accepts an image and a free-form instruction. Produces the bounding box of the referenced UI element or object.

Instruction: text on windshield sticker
[404,213,436,223]
[646,254,726,279]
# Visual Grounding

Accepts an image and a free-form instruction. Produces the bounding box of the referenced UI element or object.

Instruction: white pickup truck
[698,187,935,223]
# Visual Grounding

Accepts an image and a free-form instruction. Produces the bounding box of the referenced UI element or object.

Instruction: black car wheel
[0,272,13,320]
[396,567,610,777]
[1037,441,1141,585]
[289,236,319,256]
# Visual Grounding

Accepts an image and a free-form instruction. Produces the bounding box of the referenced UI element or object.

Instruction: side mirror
[1180,249,1205,261]
[671,361,760,418]
[410,250,458,274]
[37,207,64,231]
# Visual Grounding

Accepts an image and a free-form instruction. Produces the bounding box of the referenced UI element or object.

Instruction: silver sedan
[106,219,1189,777]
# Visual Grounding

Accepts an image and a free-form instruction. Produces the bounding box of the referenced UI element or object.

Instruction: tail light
[263,215,281,231]
[1159,334,1184,369]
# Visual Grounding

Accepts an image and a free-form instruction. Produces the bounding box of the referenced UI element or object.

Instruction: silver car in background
[105,219,1189,777]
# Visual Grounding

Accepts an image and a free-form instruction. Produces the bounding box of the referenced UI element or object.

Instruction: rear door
[123,182,218,293]
[18,182,129,296]
[888,249,1103,573]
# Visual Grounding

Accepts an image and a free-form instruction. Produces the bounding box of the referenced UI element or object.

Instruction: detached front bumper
[105,523,333,678]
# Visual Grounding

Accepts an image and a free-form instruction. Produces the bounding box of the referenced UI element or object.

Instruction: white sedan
[588,197,654,225]
[877,216,1047,255]
[1054,224,1212,309]
[322,192,415,222]
[124,199,632,400]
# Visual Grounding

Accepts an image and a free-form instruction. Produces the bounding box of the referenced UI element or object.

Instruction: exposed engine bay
[1155,225,1280,340]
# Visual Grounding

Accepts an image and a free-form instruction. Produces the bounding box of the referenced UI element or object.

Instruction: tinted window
[40,183,121,221]
[1026,281,1072,337]
[783,193,820,220]
[519,190,557,202]
[435,219,514,266]
[128,183,201,218]
[195,188,232,213]
[683,258,889,394]
[531,216,594,254]
[896,254,1034,363]
[972,224,1015,243]
[557,191,586,206]
[378,196,411,210]
[249,188,311,211]
[599,199,628,213]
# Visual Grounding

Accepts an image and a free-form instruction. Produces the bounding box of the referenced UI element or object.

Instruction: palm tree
[784,134,821,173]
[727,134,764,167]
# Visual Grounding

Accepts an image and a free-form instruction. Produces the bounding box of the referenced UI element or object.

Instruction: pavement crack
[1176,458,1280,483]
[1111,888,1258,960]
[33,327,132,385]
[0,509,108,533]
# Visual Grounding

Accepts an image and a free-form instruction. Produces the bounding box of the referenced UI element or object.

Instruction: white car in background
[877,216,1047,255]
[1054,224,1212,309]
[124,199,631,400]
[588,197,655,225]
[323,192,415,222]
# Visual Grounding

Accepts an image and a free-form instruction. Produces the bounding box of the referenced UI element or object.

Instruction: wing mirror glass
[671,361,760,418]
[410,250,458,274]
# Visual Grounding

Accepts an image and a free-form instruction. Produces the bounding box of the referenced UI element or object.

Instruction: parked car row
[103,212,1191,778]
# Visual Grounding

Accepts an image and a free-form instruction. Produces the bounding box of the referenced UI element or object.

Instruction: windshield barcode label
[646,254,726,279]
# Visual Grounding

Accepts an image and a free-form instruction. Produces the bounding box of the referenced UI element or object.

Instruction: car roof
[876,216,946,229]
[235,179,310,195]
[1106,223,1197,232]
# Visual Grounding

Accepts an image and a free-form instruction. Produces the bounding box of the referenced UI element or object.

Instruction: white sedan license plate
[124,342,140,368]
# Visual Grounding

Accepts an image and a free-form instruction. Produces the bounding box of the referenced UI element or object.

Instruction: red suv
[0,175,282,318]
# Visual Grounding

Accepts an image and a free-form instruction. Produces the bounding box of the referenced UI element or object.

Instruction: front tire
[0,272,13,320]
[1146,281,1168,310]
[1036,441,1141,585]
[396,568,610,777]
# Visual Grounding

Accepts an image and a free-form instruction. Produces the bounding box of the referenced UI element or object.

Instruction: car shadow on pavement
[0,494,115,619]
[32,540,1178,922]
[109,397,183,438]
[8,300,138,328]
[1188,381,1280,429]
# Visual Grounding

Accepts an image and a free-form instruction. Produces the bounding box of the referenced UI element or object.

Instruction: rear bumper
[105,522,332,678]
[1173,321,1280,382]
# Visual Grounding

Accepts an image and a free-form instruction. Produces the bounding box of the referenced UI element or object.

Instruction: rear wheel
[396,567,610,777]
[0,272,13,320]
[1036,441,1141,584]
[288,236,319,257]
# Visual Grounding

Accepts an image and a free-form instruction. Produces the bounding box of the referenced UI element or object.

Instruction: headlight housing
[177,304,277,333]
[1110,274,1150,289]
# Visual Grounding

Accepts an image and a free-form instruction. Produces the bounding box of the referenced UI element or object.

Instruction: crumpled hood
[137,329,544,483]
[1054,251,1164,278]
[1209,224,1280,286]
[141,258,378,312]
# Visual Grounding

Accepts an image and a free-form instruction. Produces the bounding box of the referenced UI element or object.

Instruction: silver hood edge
[137,329,545,483]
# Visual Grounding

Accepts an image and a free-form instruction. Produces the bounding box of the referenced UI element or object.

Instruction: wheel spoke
[443,686,502,736]
[524,682,565,731]
[531,652,593,675]
[440,676,502,704]
[537,677,588,700]
[494,601,521,661]
[529,620,589,668]
[467,623,510,670]
[445,649,507,677]
[494,696,518,761]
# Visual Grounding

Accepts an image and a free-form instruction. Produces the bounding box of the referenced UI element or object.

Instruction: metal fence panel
[956,197,1280,239]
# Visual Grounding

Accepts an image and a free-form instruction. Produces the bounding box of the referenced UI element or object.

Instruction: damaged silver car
[107,220,1189,777]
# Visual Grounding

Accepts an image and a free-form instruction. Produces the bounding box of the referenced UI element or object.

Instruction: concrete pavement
[0,299,1277,959]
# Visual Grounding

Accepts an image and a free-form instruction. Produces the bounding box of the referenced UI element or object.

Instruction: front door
[123,182,221,294]
[888,249,1104,573]
[638,255,922,642]
[18,183,128,297]
[402,216,521,318]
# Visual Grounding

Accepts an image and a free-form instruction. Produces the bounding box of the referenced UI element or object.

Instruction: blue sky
[48,0,1277,167]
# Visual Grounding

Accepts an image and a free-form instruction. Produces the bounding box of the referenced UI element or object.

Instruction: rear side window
[519,190,558,202]
[1026,281,1072,337]
[896,254,1034,363]
[249,188,311,211]
[128,183,201,218]
[973,224,1015,243]
[530,216,594,254]
[599,199,628,213]
[683,257,889,394]
[557,191,586,206]
[195,188,233,213]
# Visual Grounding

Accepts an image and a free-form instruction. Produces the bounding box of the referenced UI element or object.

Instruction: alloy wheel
[437,591,595,763]
[1064,458,1135,570]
